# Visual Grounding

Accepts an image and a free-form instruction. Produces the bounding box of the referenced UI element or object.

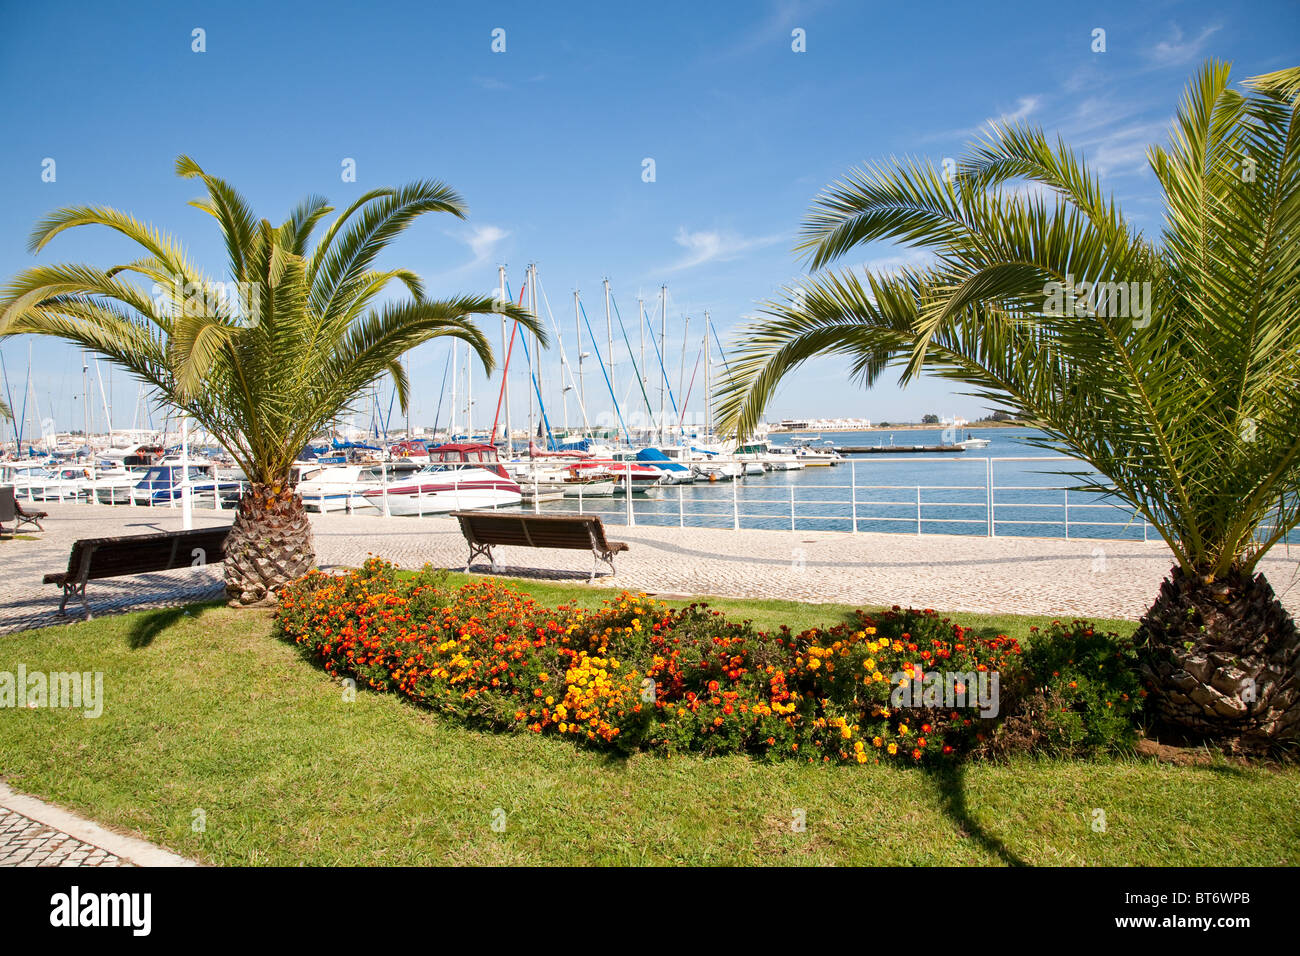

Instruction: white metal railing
[12,456,1293,544]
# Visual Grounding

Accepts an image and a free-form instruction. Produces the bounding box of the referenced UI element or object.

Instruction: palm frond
[720,59,1300,577]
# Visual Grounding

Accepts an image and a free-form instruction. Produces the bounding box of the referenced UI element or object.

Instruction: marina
[1,428,1233,543]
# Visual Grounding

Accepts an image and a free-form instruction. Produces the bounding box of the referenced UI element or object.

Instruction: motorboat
[128,459,243,506]
[360,443,522,515]
[296,460,423,512]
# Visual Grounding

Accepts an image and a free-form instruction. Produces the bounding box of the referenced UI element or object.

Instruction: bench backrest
[65,527,232,582]
[0,486,14,523]
[450,511,613,551]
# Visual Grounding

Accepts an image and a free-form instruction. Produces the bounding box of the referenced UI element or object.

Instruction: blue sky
[1,0,1296,437]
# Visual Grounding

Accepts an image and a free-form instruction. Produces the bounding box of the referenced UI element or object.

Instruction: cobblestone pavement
[1,505,230,634]
[0,809,129,867]
[3,502,1298,633]
[0,783,195,867]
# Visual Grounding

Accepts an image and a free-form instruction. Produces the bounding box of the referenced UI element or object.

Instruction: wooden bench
[449,511,629,582]
[43,526,232,618]
[1,485,49,534]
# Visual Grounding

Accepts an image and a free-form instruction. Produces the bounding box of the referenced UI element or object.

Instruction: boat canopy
[426,443,500,463]
[635,447,691,472]
[331,439,382,451]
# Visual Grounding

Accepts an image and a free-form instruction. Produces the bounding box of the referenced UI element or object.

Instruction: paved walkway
[2,502,1298,633]
[0,783,194,867]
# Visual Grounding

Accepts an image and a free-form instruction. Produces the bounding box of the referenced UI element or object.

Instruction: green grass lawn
[1,591,1294,866]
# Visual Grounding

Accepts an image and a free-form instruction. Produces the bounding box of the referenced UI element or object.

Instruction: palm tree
[717,62,1300,753]
[1,156,543,604]
[0,396,9,422]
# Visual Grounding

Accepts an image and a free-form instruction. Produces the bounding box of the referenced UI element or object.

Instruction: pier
[836,444,965,454]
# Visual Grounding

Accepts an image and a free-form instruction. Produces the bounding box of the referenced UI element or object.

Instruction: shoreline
[769,421,1026,433]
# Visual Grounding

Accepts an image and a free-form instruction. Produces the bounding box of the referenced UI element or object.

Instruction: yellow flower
[887,743,898,755]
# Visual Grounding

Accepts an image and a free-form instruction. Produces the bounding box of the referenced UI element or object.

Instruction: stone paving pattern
[3,502,1298,632]
[0,809,130,867]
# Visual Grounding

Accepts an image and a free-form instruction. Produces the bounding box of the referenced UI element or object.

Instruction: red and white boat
[360,443,522,515]
[567,460,664,494]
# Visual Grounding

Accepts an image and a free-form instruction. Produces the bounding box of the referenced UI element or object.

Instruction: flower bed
[274,560,1140,764]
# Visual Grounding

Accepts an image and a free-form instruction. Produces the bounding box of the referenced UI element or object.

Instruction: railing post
[577,479,583,515]
[732,475,739,531]
[915,485,922,535]
[986,457,995,538]
[678,483,684,527]
[1063,489,1069,539]
[533,470,540,514]
[790,485,796,532]
[850,460,857,533]
[380,462,391,517]
[625,463,634,526]
[417,482,424,518]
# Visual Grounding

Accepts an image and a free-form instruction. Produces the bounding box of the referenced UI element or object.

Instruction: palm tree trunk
[1138,566,1299,754]
[224,483,315,606]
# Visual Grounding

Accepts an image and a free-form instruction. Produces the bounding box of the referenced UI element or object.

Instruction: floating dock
[836,445,966,454]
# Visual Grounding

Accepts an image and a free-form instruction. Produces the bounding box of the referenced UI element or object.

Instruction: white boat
[128,459,243,506]
[734,440,805,472]
[956,435,992,449]
[786,438,844,465]
[529,470,618,497]
[296,461,423,512]
[94,464,153,503]
[360,443,522,515]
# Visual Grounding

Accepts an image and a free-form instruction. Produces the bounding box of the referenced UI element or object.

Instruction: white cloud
[471,76,510,91]
[464,225,509,264]
[1148,24,1222,67]
[712,0,832,61]
[663,227,783,272]
[1074,120,1168,177]
[434,225,510,280]
[924,94,1042,142]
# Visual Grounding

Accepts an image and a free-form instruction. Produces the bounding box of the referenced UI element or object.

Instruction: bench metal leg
[465,541,496,573]
[58,581,92,620]
[590,549,617,582]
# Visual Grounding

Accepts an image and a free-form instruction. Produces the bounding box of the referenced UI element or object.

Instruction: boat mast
[603,277,614,435]
[464,340,472,439]
[678,315,690,441]
[659,285,667,445]
[449,339,457,440]
[499,264,511,454]
[82,349,91,456]
[703,312,710,441]
[526,263,536,455]
[638,296,646,442]
[574,290,584,437]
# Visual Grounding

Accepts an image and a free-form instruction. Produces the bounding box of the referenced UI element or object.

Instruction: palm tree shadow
[126,602,217,649]
[922,762,1028,867]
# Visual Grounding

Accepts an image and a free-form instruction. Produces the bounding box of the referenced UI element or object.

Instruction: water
[530,428,1160,540]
